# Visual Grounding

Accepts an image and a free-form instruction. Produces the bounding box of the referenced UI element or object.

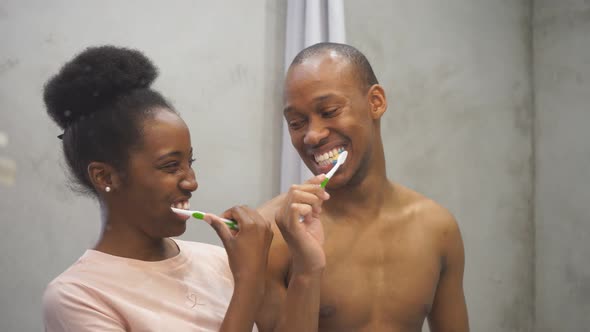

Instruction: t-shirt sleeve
[43,280,125,332]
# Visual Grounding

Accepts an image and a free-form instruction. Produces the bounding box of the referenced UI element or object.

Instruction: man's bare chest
[317,223,441,330]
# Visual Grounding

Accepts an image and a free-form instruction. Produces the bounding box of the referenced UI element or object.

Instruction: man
[257,43,469,332]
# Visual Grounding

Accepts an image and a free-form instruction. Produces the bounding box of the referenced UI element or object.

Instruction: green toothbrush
[171,207,238,230]
[320,151,348,188]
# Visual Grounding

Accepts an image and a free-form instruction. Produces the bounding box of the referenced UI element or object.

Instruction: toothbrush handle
[191,211,238,230]
[223,219,239,230]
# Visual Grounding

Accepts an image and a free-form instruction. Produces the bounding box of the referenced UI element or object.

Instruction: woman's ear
[88,162,121,194]
[367,84,387,120]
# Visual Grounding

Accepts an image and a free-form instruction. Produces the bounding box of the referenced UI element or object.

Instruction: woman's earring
[105,186,111,193]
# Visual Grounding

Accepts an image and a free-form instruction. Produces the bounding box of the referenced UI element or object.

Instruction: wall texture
[533,0,590,331]
[2,1,589,331]
[345,1,534,331]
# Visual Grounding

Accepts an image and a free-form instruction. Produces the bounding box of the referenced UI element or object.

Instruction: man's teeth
[314,147,345,166]
[171,201,190,210]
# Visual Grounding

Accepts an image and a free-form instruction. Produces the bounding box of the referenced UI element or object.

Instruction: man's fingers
[291,190,324,210]
[289,203,313,226]
[303,174,327,186]
[289,183,330,202]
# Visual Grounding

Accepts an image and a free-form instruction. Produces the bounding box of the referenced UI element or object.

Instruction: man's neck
[323,170,394,222]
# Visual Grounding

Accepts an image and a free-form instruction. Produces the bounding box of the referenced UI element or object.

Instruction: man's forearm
[274,270,323,332]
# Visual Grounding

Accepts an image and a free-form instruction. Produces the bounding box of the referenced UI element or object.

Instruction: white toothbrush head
[321,150,348,187]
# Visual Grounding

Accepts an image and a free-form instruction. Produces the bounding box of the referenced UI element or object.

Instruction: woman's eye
[162,162,179,171]
[189,158,196,166]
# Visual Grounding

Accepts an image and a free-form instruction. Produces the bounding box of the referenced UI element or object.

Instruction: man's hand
[275,174,330,275]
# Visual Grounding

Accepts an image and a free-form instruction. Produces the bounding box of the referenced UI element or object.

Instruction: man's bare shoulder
[392,183,461,241]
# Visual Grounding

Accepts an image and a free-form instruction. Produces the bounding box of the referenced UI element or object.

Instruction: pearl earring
[105,186,111,193]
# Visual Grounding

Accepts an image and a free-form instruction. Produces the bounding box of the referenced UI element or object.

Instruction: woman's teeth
[314,147,345,166]
[171,201,190,210]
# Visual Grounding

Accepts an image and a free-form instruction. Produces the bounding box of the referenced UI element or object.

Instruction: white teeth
[314,147,346,164]
[183,202,188,210]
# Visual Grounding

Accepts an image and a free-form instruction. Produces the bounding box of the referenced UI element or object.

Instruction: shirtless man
[256,43,469,332]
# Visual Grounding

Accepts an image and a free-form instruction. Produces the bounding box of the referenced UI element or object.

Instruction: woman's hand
[206,206,273,288]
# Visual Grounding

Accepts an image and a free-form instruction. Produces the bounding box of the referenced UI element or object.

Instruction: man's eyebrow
[283,105,294,115]
[284,94,342,114]
[313,93,339,103]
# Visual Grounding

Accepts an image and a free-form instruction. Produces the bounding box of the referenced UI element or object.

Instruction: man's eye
[322,108,339,118]
[288,120,305,129]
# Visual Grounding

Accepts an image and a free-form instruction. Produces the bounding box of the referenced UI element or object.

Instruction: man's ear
[367,84,387,120]
[87,162,121,194]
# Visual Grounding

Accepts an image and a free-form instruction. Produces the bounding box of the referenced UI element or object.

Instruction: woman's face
[113,108,198,238]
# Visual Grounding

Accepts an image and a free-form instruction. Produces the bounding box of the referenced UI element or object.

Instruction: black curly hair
[43,46,175,194]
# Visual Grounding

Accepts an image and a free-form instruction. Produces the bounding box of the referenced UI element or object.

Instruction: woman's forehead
[140,110,191,152]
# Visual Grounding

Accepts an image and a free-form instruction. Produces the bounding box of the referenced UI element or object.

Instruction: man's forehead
[289,53,351,78]
[286,67,355,98]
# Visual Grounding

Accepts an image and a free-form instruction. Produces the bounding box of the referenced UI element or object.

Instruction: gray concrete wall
[0,1,286,331]
[533,1,590,331]
[4,1,589,331]
[345,1,534,331]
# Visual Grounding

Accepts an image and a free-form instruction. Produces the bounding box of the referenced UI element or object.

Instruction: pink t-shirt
[43,239,257,331]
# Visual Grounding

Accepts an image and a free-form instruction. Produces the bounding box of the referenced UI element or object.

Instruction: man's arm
[255,177,328,332]
[427,213,469,332]
[254,228,324,332]
[255,194,290,331]
[254,225,290,331]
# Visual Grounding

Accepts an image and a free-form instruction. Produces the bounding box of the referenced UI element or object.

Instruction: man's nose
[303,119,329,146]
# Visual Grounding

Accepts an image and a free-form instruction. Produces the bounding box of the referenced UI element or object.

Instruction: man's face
[116,108,198,238]
[283,53,376,188]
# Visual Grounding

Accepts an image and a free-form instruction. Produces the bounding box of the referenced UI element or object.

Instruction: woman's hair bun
[43,45,158,129]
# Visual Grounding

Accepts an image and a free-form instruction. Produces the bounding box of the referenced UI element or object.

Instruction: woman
[42,45,278,331]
